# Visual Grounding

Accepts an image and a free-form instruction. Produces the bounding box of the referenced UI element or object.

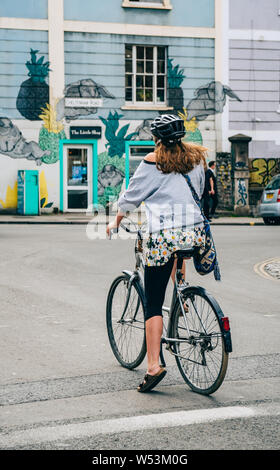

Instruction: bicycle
[106,217,232,395]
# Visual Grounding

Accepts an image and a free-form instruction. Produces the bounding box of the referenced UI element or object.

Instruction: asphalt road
[0,224,279,450]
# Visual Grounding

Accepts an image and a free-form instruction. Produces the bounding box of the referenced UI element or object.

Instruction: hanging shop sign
[70,126,102,139]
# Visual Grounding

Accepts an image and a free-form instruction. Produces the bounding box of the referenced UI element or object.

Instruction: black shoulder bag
[184,174,221,281]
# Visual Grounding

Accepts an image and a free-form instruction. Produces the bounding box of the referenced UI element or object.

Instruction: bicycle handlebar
[109,217,146,238]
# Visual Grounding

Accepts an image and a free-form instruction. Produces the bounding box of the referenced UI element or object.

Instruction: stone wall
[216,152,234,211]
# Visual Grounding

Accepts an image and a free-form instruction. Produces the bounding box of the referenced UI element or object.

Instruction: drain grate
[254,258,280,281]
[263,260,280,280]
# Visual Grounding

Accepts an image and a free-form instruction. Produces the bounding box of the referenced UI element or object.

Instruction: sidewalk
[0,212,264,225]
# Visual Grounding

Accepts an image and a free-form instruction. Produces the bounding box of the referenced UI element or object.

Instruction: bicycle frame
[115,218,232,368]
[108,216,231,394]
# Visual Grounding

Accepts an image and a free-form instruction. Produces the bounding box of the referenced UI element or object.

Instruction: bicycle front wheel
[106,274,146,369]
[172,287,228,395]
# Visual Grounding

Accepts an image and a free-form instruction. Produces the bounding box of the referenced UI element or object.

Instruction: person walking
[106,115,208,393]
[203,161,218,220]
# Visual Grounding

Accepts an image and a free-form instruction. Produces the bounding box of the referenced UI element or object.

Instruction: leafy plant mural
[39,101,66,164]
[167,58,186,114]
[16,49,50,121]
[99,111,137,158]
[96,111,137,207]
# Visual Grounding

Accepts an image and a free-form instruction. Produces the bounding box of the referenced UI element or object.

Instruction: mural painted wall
[0,46,60,210]
[0,27,241,212]
[0,29,57,212]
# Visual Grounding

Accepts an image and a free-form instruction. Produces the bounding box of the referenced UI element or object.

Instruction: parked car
[259,174,280,225]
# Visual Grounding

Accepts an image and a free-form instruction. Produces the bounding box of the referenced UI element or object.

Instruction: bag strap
[183,174,221,281]
[183,174,208,223]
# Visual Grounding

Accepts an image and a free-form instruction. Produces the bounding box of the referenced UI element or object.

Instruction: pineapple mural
[16,49,50,121]
[178,107,203,146]
[167,59,186,114]
[39,102,66,164]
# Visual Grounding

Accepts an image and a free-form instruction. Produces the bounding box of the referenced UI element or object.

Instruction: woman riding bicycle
[106,114,207,392]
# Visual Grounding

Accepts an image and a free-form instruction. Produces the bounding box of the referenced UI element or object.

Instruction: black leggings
[144,257,174,321]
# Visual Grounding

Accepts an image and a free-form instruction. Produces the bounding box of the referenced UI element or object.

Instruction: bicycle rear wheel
[106,274,146,369]
[171,287,228,395]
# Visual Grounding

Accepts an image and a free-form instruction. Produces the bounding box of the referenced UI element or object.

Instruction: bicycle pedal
[166,343,176,354]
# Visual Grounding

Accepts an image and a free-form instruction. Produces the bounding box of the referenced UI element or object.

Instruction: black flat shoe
[137,367,167,393]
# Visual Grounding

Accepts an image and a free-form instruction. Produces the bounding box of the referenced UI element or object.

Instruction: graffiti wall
[249,158,280,188]
[216,152,233,210]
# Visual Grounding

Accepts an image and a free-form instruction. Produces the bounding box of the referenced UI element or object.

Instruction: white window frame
[125,44,168,109]
[122,0,172,10]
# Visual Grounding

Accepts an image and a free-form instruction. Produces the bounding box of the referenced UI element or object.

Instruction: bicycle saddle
[173,248,196,259]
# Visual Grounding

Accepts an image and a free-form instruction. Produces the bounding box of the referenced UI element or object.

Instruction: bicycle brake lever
[108,227,118,239]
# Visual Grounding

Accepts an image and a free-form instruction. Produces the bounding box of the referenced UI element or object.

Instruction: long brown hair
[154,140,207,174]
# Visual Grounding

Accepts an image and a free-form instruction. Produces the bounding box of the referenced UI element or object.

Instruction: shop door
[63,144,92,211]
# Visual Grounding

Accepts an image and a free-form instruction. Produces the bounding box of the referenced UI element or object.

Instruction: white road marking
[0,404,278,448]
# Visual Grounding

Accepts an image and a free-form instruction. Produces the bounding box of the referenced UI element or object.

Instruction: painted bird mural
[186,81,242,121]
[0,117,50,164]
[56,79,116,121]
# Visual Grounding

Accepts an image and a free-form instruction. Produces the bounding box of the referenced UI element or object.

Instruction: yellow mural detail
[39,101,66,165]
[39,171,48,208]
[178,107,198,133]
[0,182,18,209]
[39,100,64,133]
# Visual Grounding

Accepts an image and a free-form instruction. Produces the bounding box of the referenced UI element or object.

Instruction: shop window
[129,145,154,177]
[125,141,155,186]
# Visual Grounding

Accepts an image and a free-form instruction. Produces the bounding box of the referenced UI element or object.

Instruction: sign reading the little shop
[70,126,102,139]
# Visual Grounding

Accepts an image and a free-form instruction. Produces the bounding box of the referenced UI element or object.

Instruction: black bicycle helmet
[150,114,185,145]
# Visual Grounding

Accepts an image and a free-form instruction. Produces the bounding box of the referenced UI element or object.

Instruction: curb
[0,220,265,226]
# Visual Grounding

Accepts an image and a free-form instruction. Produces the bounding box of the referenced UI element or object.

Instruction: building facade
[228,0,280,204]
[0,0,278,213]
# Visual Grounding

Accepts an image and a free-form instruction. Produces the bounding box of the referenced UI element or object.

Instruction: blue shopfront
[59,139,98,212]
[59,138,155,212]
